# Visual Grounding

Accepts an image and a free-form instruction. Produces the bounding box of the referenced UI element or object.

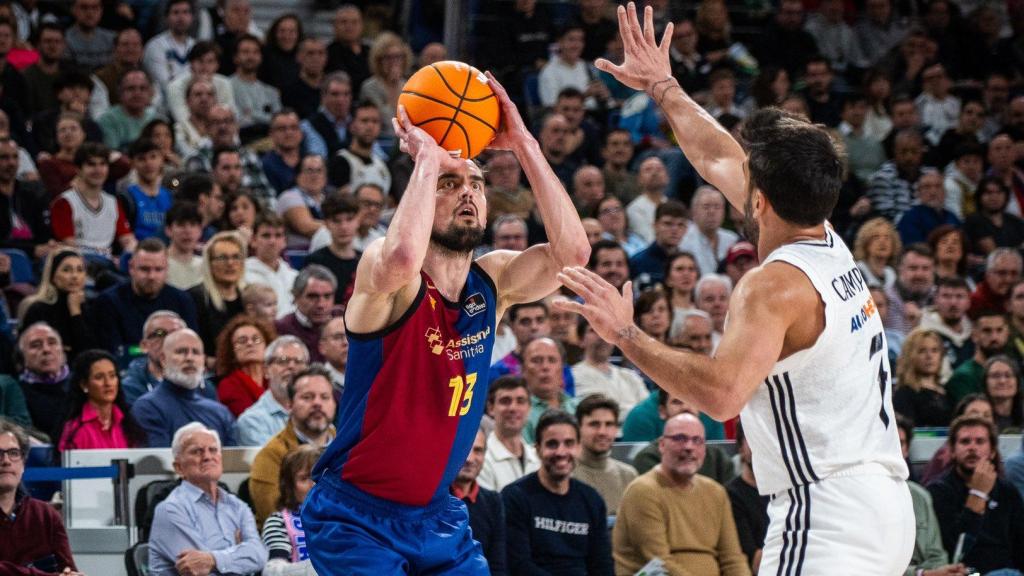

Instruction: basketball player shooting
[557,4,915,574]
[301,73,591,574]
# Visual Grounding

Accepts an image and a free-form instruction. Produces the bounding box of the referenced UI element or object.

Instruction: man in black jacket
[928,415,1024,573]
[451,429,506,575]
[0,138,53,259]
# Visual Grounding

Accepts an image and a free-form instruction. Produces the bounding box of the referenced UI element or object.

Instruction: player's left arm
[558,263,814,420]
[477,72,591,307]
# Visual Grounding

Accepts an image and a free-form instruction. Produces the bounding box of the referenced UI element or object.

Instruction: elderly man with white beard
[131,329,237,447]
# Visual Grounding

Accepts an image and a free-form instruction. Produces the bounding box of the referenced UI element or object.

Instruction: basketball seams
[438,67,474,153]
[400,90,498,133]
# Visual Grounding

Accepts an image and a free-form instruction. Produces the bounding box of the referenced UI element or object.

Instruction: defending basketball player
[301,72,590,573]
[556,4,915,574]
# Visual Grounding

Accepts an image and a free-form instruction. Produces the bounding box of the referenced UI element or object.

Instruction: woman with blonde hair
[893,329,952,427]
[18,248,94,360]
[188,231,248,357]
[358,31,412,147]
[854,217,901,289]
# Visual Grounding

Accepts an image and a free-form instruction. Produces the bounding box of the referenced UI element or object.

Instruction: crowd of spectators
[3,0,1024,573]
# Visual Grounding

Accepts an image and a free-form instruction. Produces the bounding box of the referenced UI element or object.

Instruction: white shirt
[679,225,739,276]
[165,72,236,123]
[915,92,961,146]
[741,227,908,496]
[626,194,664,245]
[477,431,540,492]
[143,32,195,92]
[538,55,593,108]
[244,256,298,318]
[571,361,649,416]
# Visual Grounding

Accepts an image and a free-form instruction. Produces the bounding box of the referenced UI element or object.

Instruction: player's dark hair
[655,200,687,221]
[128,137,161,159]
[934,276,970,292]
[556,87,585,102]
[508,301,548,323]
[253,211,285,235]
[741,108,843,227]
[165,0,193,15]
[287,363,333,401]
[187,40,220,62]
[575,394,620,423]
[55,70,93,93]
[321,192,361,219]
[486,375,528,406]
[588,240,628,270]
[176,173,214,203]
[969,308,1007,324]
[898,243,934,265]
[165,201,203,227]
[535,409,580,445]
[74,142,110,167]
[212,146,239,170]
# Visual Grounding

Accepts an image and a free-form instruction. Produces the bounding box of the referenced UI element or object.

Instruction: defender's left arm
[477,72,590,308]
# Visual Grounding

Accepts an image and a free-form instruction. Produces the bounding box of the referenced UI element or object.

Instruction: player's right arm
[345,106,463,333]
[557,263,819,421]
[596,3,747,210]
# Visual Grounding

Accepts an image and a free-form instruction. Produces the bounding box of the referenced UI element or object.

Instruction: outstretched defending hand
[392,104,464,172]
[595,2,674,93]
[484,71,533,152]
[555,267,637,346]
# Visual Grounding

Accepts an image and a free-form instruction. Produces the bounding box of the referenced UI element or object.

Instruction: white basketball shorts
[758,464,915,576]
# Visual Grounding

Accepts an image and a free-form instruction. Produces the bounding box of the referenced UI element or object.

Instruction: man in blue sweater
[131,329,235,447]
[91,238,199,355]
[502,410,613,575]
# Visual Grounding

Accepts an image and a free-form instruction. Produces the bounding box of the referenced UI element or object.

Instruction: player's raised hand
[393,104,463,172]
[596,2,674,93]
[484,71,532,152]
[555,267,637,346]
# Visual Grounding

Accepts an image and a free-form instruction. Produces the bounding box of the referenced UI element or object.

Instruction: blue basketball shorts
[302,472,489,575]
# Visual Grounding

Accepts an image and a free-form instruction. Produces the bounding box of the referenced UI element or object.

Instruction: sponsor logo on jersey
[463,292,487,316]
[849,296,878,333]
[424,325,492,358]
[425,327,444,355]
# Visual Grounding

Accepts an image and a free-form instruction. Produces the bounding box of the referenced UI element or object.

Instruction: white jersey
[739,227,908,496]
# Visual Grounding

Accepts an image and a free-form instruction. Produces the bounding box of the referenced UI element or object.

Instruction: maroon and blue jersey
[313,263,499,506]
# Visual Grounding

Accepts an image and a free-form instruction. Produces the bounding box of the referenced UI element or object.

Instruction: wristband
[968,488,989,502]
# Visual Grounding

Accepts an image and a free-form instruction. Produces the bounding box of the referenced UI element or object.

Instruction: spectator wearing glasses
[215,316,277,417]
[614,413,749,576]
[350,183,387,252]
[0,420,81,575]
[189,231,248,357]
[120,311,193,405]
[235,336,309,446]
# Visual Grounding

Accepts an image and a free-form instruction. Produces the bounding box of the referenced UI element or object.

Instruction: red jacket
[218,368,266,417]
[0,489,76,575]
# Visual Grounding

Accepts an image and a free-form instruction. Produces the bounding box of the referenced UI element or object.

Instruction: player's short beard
[743,192,760,246]
[431,223,485,256]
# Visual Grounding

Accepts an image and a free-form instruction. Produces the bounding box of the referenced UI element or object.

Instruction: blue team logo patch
[463,292,487,316]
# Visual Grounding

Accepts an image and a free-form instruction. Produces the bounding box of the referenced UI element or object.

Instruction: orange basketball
[398,61,500,159]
